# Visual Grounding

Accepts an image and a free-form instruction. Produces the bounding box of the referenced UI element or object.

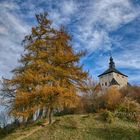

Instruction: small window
[117,74,119,76]
[122,76,124,78]
[102,83,104,86]
[105,82,107,86]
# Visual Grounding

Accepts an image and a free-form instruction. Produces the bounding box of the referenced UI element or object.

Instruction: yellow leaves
[11,106,37,118]
[38,51,48,59]
[102,87,122,110]
[33,40,47,47]
[13,90,42,118]
[24,69,35,81]
[2,13,88,120]
[15,91,32,107]
[12,69,34,84]
[32,27,39,36]
[39,85,63,96]
[55,86,78,108]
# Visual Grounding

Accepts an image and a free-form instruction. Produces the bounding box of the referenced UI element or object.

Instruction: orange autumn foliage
[1,13,88,124]
[101,87,122,110]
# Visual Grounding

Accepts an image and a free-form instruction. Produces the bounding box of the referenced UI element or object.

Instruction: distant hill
[1,114,140,140]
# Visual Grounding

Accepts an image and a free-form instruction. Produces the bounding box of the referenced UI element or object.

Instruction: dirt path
[15,122,49,140]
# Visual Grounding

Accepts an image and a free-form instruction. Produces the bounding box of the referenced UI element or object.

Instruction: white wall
[112,72,128,88]
[99,72,128,89]
[99,73,113,89]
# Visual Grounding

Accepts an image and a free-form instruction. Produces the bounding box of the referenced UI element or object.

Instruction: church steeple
[98,54,128,78]
[109,56,115,69]
[98,54,128,89]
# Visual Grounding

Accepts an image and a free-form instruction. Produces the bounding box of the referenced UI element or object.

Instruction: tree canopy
[1,13,88,124]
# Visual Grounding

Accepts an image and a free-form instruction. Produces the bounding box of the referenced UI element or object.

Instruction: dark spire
[98,51,128,77]
[98,54,128,77]
[109,56,115,69]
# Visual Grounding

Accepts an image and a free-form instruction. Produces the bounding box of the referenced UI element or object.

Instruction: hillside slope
[1,114,140,140]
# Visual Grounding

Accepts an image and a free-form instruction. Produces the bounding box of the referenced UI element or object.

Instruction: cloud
[72,0,139,51]
[0,1,18,10]
[0,0,139,84]
[115,41,140,70]
[61,0,77,16]
[70,0,140,84]
[48,0,78,28]
[0,0,79,79]
[0,26,7,33]
[92,0,137,30]
[0,1,30,78]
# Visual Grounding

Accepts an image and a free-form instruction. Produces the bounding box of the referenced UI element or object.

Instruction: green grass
[1,114,140,140]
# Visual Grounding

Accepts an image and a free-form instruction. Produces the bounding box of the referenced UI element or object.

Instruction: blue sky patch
[0,0,140,84]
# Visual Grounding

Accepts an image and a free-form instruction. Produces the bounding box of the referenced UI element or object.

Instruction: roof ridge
[98,67,128,77]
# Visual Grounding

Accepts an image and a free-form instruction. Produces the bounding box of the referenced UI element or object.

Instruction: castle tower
[98,56,128,89]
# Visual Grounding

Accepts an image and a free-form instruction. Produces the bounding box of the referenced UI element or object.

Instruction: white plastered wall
[112,72,128,88]
[99,73,113,89]
[99,72,128,89]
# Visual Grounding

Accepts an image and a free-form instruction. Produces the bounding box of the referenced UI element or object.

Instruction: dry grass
[1,114,140,140]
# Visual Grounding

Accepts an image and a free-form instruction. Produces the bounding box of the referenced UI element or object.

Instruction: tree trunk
[26,114,33,124]
[42,107,47,119]
[48,106,53,124]
[38,108,43,119]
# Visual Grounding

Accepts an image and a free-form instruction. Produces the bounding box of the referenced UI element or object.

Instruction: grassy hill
[1,114,140,140]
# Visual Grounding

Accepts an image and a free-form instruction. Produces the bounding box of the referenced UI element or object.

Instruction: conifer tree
[1,13,88,124]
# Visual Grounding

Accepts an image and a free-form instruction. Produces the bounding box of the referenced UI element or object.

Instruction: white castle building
[98,56,128,89]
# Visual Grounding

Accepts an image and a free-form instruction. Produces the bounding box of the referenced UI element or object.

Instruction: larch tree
[1,13,88,124]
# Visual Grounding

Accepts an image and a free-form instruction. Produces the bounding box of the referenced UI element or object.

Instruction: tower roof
[98,56,128,77]
[109,56,115,69]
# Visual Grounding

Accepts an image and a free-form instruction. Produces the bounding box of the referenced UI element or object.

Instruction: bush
[35,119,46,126]
[115,97,140,122]
[54,107,77,116]
[80,93,97,113]
[78,86,122,113]
[100,110,115,123]
[100,87,122,110]
[120,86,140,103]
[0,122,18,138]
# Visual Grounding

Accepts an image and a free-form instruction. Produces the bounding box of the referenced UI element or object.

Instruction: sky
[0,0,140,85]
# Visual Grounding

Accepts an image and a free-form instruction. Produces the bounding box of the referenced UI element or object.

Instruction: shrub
[80,93,97,113]
[79,86,122,113]
[100,87,122,110]
[120,86,140,104]
[35,119,46,126]
[101,110,115,123]
[115,97,140,122]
